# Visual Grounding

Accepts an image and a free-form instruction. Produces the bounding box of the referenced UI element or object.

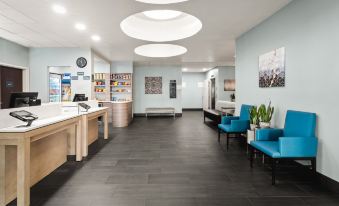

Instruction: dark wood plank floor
[9,111,339,206]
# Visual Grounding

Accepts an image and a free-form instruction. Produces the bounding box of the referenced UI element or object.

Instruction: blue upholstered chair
[250,110,318,185]
[218,104,252,150]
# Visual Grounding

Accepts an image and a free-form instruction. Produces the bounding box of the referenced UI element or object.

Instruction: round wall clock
[76,57,87,68]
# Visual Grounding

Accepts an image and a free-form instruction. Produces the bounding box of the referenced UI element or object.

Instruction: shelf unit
[93,73,110,101]
[110,73,132,102]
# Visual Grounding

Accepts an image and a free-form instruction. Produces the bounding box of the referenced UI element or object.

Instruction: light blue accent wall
[236,0,339,182]
[29,48,92,103]
[182,73,205,109]
[0,38,29,68]
[133,65,182,114]
[218,66,235,101]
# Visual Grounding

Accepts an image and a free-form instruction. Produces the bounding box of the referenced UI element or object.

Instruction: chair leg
[218,129,221,143]
[272,159,277,185]
[226,133,229,150]
[250,146,254,168]
[311,158,317,174]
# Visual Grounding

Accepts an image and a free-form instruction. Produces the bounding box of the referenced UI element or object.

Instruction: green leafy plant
[249,106,259,126]
[258,102,274,123]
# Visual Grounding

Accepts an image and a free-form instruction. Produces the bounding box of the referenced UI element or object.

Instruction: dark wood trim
[134,113,182,118]
[183,108,203,111]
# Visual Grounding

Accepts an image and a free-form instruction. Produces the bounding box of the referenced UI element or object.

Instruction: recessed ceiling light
[75,23,86,31]
[91,35,101,42]
[202,68,208,71]
[121,11,202,42]
[182,68,188,71]
[135,44,187,58]
[143,10,182,20]
[136,0,189,4]
[52,4,66,14]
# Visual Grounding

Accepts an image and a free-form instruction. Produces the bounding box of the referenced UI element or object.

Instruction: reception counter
[0,101,110,206]
[100,101,133,127]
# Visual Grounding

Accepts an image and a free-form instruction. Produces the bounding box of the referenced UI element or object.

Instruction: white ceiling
[0,0,291,70]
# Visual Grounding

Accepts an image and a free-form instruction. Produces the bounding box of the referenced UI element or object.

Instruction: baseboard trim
[183,108,203,111]
[134,113,182,118]
[316,172,339,193]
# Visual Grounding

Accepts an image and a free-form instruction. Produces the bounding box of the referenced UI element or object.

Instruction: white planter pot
[250,124,257,131]
[260,122,271,128]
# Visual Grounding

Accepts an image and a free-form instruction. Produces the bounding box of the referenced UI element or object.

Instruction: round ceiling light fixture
[135,0,189,4]
[134,44,187,58]
[143,10,182,20]
[121,10,202,42]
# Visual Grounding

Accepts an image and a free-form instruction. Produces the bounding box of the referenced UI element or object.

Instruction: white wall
[236,0,339,182]
[0,37,29,69]
[111,61,133,73]
[218,66,235,101]
[29,48,92,103]
[94,61,110,73]
[182,73,205,109]
[133,65,182,114]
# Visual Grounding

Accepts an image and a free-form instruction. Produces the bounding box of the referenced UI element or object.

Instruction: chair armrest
[230,120,250,132]
[279,137,318,157]
[256,128,283,141]
[221,116,239,124]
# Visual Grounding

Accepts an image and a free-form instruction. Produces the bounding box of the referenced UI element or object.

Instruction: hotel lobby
[0,0,339,205]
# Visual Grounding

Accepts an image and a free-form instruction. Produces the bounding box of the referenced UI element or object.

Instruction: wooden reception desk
[100,101,133,127]
[0,102,110,206]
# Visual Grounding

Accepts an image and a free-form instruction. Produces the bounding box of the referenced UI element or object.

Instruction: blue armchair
[218,104,252,150]
[250,110,318,185]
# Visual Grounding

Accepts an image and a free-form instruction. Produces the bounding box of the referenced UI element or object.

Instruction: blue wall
[0,38,29,68]
[236,0,339,182]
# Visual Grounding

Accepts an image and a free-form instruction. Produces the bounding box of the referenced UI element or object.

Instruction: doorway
[210,78,216,110]
[0,66,23,109]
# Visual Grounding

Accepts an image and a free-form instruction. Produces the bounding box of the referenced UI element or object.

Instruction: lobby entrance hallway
[10,111,339,206]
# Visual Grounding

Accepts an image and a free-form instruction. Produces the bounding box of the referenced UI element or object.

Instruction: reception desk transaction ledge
[0,102,109,206]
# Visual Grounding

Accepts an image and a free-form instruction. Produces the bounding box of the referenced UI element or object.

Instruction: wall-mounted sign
[170,80,177,99]
[77,72,85,76]
[5,81,14,88]
[83,76,91,80]
[71,76,78,80]
[76,57,87,68]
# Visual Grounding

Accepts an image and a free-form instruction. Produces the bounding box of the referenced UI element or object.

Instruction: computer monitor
[73,94,88,102]
[9,92,40,108]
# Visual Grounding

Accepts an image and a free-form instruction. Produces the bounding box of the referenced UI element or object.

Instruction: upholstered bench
[145,107,175,118]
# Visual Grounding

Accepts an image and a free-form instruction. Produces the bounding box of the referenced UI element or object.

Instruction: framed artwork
[145,77,162,94]
[224,79,235,91]
[259,47,285,88]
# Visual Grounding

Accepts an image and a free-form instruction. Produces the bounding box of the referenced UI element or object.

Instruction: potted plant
[230,93,235,102]
[249,106,259,130]
[258,102,274,128]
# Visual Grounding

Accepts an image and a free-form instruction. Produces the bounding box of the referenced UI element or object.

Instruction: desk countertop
[0,113,81,133]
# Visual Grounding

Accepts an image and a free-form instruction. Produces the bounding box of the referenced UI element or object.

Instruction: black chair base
[218,129,246,150]
[249,145,317,185]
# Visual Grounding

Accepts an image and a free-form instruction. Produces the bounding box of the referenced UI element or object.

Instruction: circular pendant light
[135,44,187,58]
[135,0,189,4]
[121,10,202,42]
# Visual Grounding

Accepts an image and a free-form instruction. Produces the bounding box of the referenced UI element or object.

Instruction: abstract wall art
[259,47,285,88]
[224,79,236,91]
[145,76,162,94]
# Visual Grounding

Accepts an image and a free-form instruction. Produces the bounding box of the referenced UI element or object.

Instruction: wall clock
[76,57,87,68]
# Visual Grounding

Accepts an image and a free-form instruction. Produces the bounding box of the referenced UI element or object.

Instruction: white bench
[145,107,176,118]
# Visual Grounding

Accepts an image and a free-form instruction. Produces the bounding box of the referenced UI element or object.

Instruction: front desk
[0,101,109,206]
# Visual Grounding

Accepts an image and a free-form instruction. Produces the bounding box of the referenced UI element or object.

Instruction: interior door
[0,66,23,109]
[211,78,216,110]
